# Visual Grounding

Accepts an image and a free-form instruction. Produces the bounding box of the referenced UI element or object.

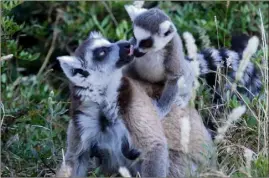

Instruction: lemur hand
[152,78,179,119]
[152,99,169,119]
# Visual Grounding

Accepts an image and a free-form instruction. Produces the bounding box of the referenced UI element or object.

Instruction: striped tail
[183,33,262,139]
[184,33,262,102]
[197,46,262,100]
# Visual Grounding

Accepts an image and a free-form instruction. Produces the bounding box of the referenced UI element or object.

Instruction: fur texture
[125,4,262,110]
[125,3,262,140]
[56,33,140,177]
[189,35,262,137]
[191,46,262,102]
[124,5,195,119]
[118,77,216,177]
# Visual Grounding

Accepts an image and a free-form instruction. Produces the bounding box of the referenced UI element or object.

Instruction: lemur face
[125,6,177,58]
[57,32,134,88]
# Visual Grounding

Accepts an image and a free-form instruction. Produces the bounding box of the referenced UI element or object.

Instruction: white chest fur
[134,50,166,83]
[74,72,122,151]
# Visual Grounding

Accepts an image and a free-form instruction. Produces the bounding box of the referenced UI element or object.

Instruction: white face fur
[58,35,120,88]
[125,5,177,55]
[133,23,175,53]
[57,32,133,100]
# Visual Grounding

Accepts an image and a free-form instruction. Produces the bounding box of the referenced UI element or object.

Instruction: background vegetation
[1,1,268,177]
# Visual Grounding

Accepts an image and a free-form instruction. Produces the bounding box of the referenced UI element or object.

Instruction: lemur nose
[118,41,133,55]
[119,42,131,50]
[123,43,131,54]
[123,43,131,49]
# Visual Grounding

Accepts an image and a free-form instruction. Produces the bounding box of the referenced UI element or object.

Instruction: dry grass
[196,8,269,177]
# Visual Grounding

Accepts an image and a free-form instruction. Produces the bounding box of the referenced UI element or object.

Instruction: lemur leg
[71,151,90,177]
[119,78,170,177]
[121,135,141,160]
[153,78,179,119]
[56,120,91,177]
[141,143,169,177]
[168,150,199,178]
[133,80,169,177]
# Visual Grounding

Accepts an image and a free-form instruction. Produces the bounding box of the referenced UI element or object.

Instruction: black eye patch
[164,29,171,36]
[164,25,174,36]
[93,46,111,61]
[72,68,90,78]
[139,37,153,48]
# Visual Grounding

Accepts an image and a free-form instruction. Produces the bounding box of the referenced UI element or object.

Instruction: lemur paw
[174,93,191,108]
[152,99,167,119]
[121,136,141,160]
[101,100,118,124]
[174,97,186,108]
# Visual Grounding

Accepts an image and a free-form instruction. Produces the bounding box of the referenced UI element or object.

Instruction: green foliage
[1,1,268,177]
[1,72,69,176]
[1,16,24,37]
[1,1,41,65]
[160,1,268,47]
[230,154,268,177]
[1,0,22,12]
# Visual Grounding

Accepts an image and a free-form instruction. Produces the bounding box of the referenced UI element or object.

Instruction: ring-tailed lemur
[124,4,262,115]
[124,5,195,119]
[184,33,262,103]
[56,32,140,177]
[183,32,261,137]
[118,77,216,178]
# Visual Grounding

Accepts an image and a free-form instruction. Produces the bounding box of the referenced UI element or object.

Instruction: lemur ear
[159,20,176,37]
[57,56,82,79]
[124,5,147,21]
[88,31,103,39]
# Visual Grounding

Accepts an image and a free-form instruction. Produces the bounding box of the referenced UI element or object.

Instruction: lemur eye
[99,50,106,57]
[164,29,171,36]
[93,46,111,61]
[139,38,153,48]
[73,68,90,78]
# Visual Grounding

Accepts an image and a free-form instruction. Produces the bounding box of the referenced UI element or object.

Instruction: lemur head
[57,31,134,89]
[125,5,177,57]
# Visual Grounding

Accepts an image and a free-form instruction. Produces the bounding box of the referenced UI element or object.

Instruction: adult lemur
[56,33,214,177]
[124,4,262,117]
[56,32,140,177]
[56,31,216,178]
[118,76,216,177]
[119,6,215,177]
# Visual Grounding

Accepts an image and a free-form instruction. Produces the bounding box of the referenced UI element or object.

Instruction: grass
[1,71,69,177]
[195,9,268,177]
[1,1,268,177]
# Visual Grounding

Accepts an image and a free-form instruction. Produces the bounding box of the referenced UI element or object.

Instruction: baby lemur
[124,5,195,119]
[124,4,262,119]
[56,32,140,177]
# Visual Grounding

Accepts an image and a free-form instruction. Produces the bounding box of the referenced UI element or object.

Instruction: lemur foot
[121,136,141,160]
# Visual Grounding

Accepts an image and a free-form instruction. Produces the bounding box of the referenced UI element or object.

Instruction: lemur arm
[153,78,179,119]
[154,35,184,119]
